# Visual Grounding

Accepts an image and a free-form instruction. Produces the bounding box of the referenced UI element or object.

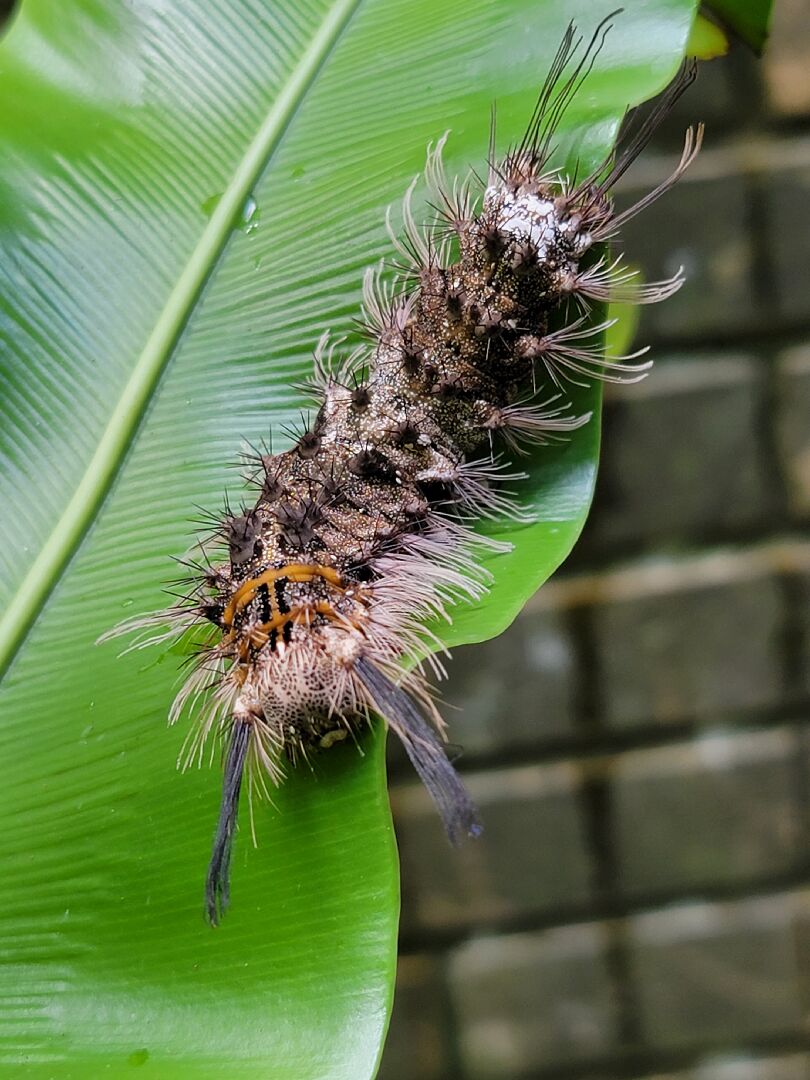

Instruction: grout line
[527,534,810,611]
[397,863,810,955]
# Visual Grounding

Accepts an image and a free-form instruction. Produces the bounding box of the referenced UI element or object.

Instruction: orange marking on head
[244,601,355,648]
[221,564,345,627]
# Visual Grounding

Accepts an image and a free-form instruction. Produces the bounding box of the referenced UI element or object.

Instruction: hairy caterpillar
[104,17,702,925]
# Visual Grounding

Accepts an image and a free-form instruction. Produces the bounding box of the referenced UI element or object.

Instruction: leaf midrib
[0,0,363,680]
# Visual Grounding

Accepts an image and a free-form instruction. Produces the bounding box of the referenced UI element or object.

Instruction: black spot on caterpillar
[102,15,703,925]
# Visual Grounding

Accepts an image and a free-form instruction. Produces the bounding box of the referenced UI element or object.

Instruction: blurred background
[380,3,810,1078]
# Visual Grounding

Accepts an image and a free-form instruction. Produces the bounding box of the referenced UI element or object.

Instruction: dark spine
[205,720,251,926]
[355,658,481,844]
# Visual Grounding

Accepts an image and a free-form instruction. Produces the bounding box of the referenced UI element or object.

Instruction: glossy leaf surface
[0,1,696,1075]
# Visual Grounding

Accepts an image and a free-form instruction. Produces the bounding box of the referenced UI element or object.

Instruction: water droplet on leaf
[240,195,260,234]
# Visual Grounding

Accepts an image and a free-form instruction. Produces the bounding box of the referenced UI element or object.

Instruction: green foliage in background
[703,0,773,53]
[0,1,703,1075]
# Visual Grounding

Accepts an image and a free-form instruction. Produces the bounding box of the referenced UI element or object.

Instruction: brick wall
[380,6,810,1078]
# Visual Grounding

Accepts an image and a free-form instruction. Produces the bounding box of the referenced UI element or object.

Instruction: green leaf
[702,0,773,53]
[687,12,730,58]
[605,292,643,360]
[0,1,697,1075]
